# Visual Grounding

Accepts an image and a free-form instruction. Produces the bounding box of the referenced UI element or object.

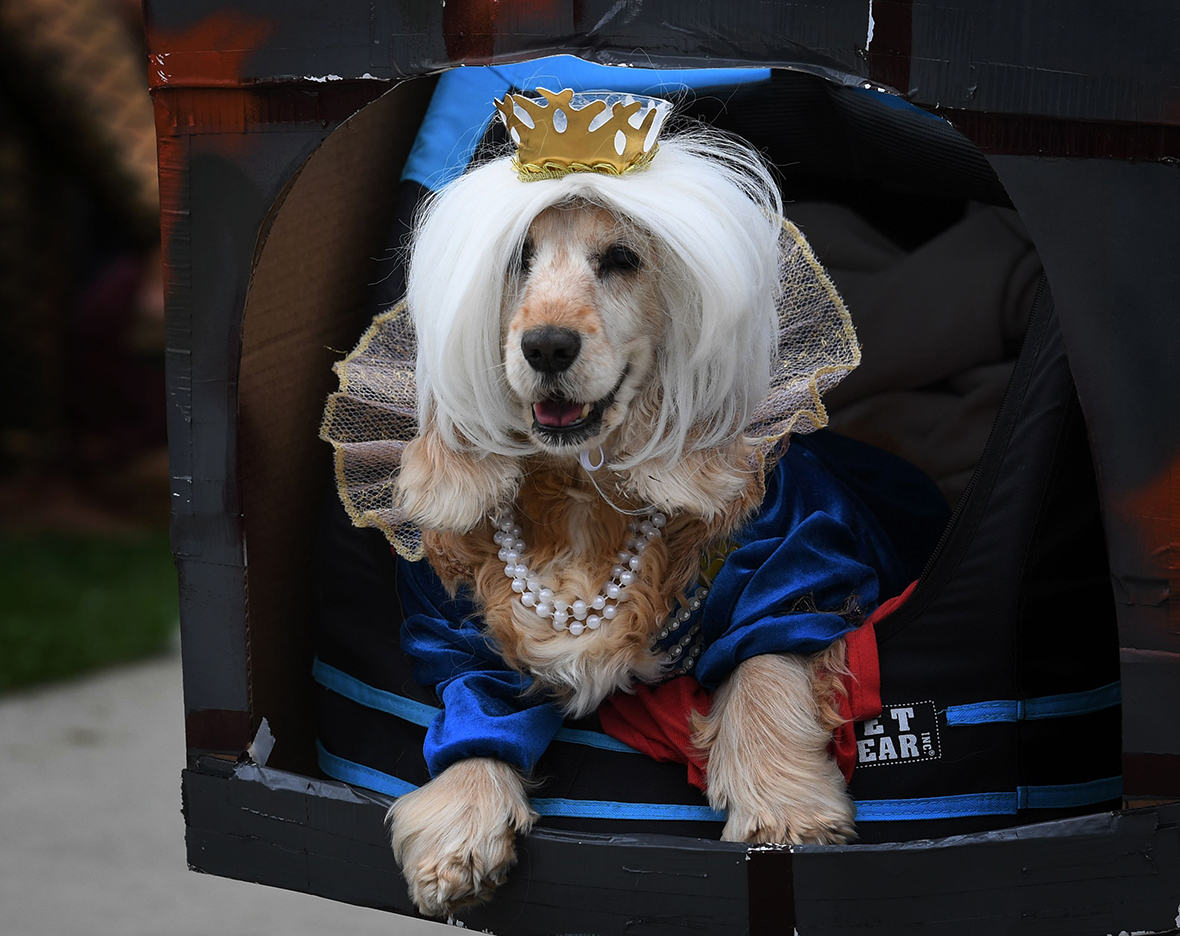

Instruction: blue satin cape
[397,436,927,778]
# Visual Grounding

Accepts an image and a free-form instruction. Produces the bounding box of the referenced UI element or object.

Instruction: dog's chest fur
[422,459,750,717]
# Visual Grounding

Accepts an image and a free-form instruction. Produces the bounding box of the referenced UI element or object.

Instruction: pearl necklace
[495,510,667,636]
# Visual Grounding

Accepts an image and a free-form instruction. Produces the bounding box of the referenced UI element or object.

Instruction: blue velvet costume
[398,434,935,779]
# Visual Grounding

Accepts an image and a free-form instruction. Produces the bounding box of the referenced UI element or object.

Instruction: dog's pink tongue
[534,399,584,428]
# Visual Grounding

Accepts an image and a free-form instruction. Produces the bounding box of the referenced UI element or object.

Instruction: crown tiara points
[494,87,672,182]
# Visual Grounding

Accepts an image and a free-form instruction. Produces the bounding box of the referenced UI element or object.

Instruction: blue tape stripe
[945,681,1121,726]
[316,743,723,821]
[855,791,1019,821]
[532,797,725,822]
[1022,776,1123,810]
[553,726,641,754]
[317,741,419,797]
[855,777,1122,822]
[312,657,641,755]
[1024,681,1122,720]
[318,740,1119,824]
[313,658,436,727]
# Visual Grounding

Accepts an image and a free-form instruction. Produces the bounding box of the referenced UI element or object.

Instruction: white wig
[405,128,785,469]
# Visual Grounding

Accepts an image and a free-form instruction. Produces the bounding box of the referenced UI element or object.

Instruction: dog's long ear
[626,437,764,535]
[396,415,521,533]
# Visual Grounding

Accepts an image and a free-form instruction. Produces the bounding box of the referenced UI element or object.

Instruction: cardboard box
[150,2,1180,931]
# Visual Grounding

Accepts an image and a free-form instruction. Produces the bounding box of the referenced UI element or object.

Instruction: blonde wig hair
[405,129,784,470]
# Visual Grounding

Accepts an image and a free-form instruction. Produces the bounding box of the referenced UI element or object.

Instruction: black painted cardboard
[150,2,1180,930]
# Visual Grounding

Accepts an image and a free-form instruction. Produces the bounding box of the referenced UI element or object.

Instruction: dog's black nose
[521,326,581,373]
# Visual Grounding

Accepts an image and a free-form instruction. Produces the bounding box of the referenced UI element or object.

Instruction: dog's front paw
[387,758,536,918]
[710,753,856,845]
[693,653,857,846]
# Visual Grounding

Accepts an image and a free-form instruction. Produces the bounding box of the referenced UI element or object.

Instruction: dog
[375,95,860,917]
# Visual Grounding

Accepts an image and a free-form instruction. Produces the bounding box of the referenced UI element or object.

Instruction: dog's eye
[516,239,534,277]
[597,244,643,276]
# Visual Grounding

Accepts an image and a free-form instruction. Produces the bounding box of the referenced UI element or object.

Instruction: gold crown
[494,88,672,182]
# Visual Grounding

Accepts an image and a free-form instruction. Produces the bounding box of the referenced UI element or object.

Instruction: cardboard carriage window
[160,14,1180,924]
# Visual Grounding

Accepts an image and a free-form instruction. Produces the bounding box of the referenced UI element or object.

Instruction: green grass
[0,531,179,692]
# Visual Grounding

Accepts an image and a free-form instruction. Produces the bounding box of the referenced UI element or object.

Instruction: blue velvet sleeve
[396,557,564,777]
[694,443,906,689]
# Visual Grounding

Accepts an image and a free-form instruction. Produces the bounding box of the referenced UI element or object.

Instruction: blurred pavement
[0,649,451,935]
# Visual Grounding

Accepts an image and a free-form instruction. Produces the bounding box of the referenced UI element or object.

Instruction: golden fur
[390,200,856,918]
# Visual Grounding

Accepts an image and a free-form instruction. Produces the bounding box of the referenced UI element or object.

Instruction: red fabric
[599,676,713,789]
[598,580,919,790]
[827,578,918,781]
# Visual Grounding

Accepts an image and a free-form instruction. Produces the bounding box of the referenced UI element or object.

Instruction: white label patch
[855,701,941,767]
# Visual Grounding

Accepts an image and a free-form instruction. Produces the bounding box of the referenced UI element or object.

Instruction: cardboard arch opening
[235,66,1117,829]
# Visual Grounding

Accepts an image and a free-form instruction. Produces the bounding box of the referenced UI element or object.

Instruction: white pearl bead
[572,600,588,619]
[617,551,632,563]
[514,564,528,578]
[493,531,505,545]
[553,598,568,613]
[527,579,540,593]
[640,521,655,537]
[629,556,642,571]
[611,565,626,579]
[498,548,510,561]
[602,605,617,619]
[552,618,566,631]
[568,622,585,636]
[510,525,521,537]
[652,513,666,527]
[511,578,525,593]
[634,539,647,553]
[536,603,552,618]
[591,595,605,610]
[606,583,621,599]
[497,519,513,532]
[538,588,554,603]
[513,539,526,552]
[504,549,519,562]
[586,615,601,629]
[504,564,517,577]
[521,592,536,607]
[552,609,569,625]
[619,571,635,586]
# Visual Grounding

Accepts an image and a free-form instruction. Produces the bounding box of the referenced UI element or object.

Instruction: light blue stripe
[316,743,723,821]
[855,791,1020,821]
[945,699,1020,725]
[945,681,1121,727]
[854,777,1122,822]
[1024,682,1122,720]
[1022,776,1123,810]
[553,726,641,755]
[317,741,418,797]
[402,55,773,190]
[312,657,641,755]
[318,741,1119,825]
[313,658,436,727]
[532,797,725,822]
